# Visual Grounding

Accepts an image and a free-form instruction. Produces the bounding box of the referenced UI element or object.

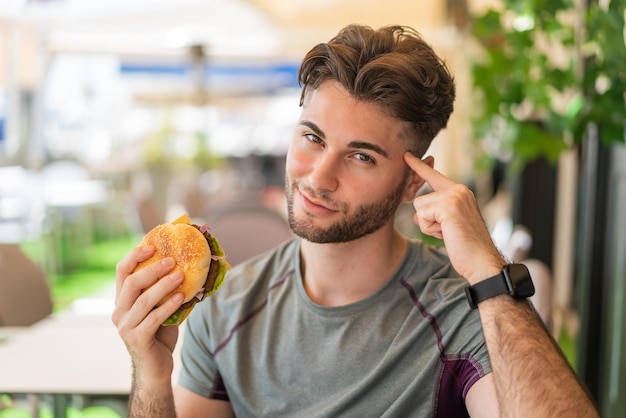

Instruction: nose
[308,152,339,193]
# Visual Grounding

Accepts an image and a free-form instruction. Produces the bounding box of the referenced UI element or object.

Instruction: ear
[401,155,435,202]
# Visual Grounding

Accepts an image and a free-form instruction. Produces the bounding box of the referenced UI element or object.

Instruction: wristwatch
[464,263,535,309]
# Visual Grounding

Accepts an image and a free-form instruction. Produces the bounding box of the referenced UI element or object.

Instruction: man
[113,24,598,417]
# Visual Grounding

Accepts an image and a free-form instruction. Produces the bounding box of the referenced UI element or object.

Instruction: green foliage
[0,406,122,418]
[19,236,135,312]
[471,0,626,171]
[48,237,134,311]
[557,320,578,369]
[576,1,626,145]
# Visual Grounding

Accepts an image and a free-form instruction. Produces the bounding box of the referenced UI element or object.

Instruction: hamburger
[134,214,229,326]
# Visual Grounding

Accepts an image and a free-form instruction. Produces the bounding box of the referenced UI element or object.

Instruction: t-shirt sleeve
[416,246,493,402]
[433,277,493,398]
[177,305,228,401]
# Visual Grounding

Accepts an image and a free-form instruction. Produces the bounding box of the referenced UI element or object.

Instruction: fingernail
[161,258,174,267]
[172,293,184,303]
[142,245,154,252]
[170,271,183,280]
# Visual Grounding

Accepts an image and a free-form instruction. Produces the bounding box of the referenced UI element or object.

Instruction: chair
[206,203,293,266]
[0,244,53,326]
[134,194,166,234]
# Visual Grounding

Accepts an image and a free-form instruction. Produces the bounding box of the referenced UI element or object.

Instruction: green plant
[471,0,626,171]
[577,1,626,143]
[21,235,135,311]
[144,108,223,171]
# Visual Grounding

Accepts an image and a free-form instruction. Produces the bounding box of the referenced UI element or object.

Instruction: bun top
[134,223,212,304]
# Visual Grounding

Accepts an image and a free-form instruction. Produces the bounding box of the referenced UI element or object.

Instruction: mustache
[300,185,332,204]
[286,180,346,213]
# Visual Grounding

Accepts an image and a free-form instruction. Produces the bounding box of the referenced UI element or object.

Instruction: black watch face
[510,264,535,298]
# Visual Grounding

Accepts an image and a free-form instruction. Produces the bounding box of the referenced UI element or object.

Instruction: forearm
[479,296,599,417]
[128,368,177,418]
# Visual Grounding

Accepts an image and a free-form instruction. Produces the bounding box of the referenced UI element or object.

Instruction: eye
[353,152,376,164]
[304,132,324,145]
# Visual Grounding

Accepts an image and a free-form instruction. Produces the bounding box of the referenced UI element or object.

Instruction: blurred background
[0,0,625,416]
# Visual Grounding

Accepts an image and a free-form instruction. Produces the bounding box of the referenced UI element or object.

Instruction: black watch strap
[464,270,511,309]
[465,263,535,309]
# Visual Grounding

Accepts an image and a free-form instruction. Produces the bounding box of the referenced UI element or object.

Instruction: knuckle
[114,319,134,345]
[111,310,120,326]
[453,184,474,198]
[116,321,129,338]
[449,184,473,204]
[115,260,126,277]
[144,311,164,330]
[150,260,165,275]
[135,292,155,312]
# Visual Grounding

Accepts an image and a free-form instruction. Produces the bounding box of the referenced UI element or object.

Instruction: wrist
[465,262,507,286]
[132,361,174,390]
[465,263,535,309]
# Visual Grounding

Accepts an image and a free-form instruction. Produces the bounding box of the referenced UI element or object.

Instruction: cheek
[286,144,311,179]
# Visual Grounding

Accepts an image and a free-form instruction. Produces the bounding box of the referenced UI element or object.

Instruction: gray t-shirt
[179,238,491,417]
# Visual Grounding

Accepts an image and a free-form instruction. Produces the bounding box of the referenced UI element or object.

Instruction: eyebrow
[347,141,389,158]
[300,120,324,137]
[299,120,390,158]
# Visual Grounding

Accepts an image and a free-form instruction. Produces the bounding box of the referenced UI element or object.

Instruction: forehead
[300,81,410,150]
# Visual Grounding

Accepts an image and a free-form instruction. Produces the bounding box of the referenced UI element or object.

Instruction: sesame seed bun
[135,223,212,306]
[133,214,229,325]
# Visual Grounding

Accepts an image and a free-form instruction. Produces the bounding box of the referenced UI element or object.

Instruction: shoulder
[402,240,465,290]
[403,240,472,314]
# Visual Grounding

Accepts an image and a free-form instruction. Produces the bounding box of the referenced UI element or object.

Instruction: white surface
[43,180,108,208]
[0,326,25,342]
[0,311,132,395]
[0,293,184,396]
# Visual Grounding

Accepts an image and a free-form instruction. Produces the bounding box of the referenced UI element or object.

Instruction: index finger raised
[403,152,455,191]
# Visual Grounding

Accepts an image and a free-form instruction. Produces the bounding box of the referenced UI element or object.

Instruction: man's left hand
[404,152,505,284]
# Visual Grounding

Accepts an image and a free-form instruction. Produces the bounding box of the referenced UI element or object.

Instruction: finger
[412,212,444,240]
[410,184,469,240]
[114,256,177,314]
[140,291,185,333]
[115,245,156,300]
[115,289,184,350]
[130,270,184,322]
[113,268,184,328]
[404,152,455,192]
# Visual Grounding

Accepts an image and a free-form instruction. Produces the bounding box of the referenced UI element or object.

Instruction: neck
[299,223,408,306]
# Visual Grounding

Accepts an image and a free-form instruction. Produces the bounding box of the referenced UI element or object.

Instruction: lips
[298,187,338,215]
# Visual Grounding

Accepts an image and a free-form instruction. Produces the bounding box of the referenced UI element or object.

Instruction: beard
[285,174,408,244]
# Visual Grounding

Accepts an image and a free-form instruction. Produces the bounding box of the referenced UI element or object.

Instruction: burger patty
[176,224,221,311]
[202,226,221,291]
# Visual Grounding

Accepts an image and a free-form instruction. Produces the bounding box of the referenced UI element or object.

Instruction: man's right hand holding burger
[112,215,228,416]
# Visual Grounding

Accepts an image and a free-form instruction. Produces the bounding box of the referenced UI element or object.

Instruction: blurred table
[0,288,185,418]
[0,301,130,418]
[0,326,24,343]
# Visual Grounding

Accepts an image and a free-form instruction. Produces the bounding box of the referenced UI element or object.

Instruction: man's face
[285,80,415,244]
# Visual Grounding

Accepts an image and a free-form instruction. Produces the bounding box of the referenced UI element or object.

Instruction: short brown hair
[298,24,455,156]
